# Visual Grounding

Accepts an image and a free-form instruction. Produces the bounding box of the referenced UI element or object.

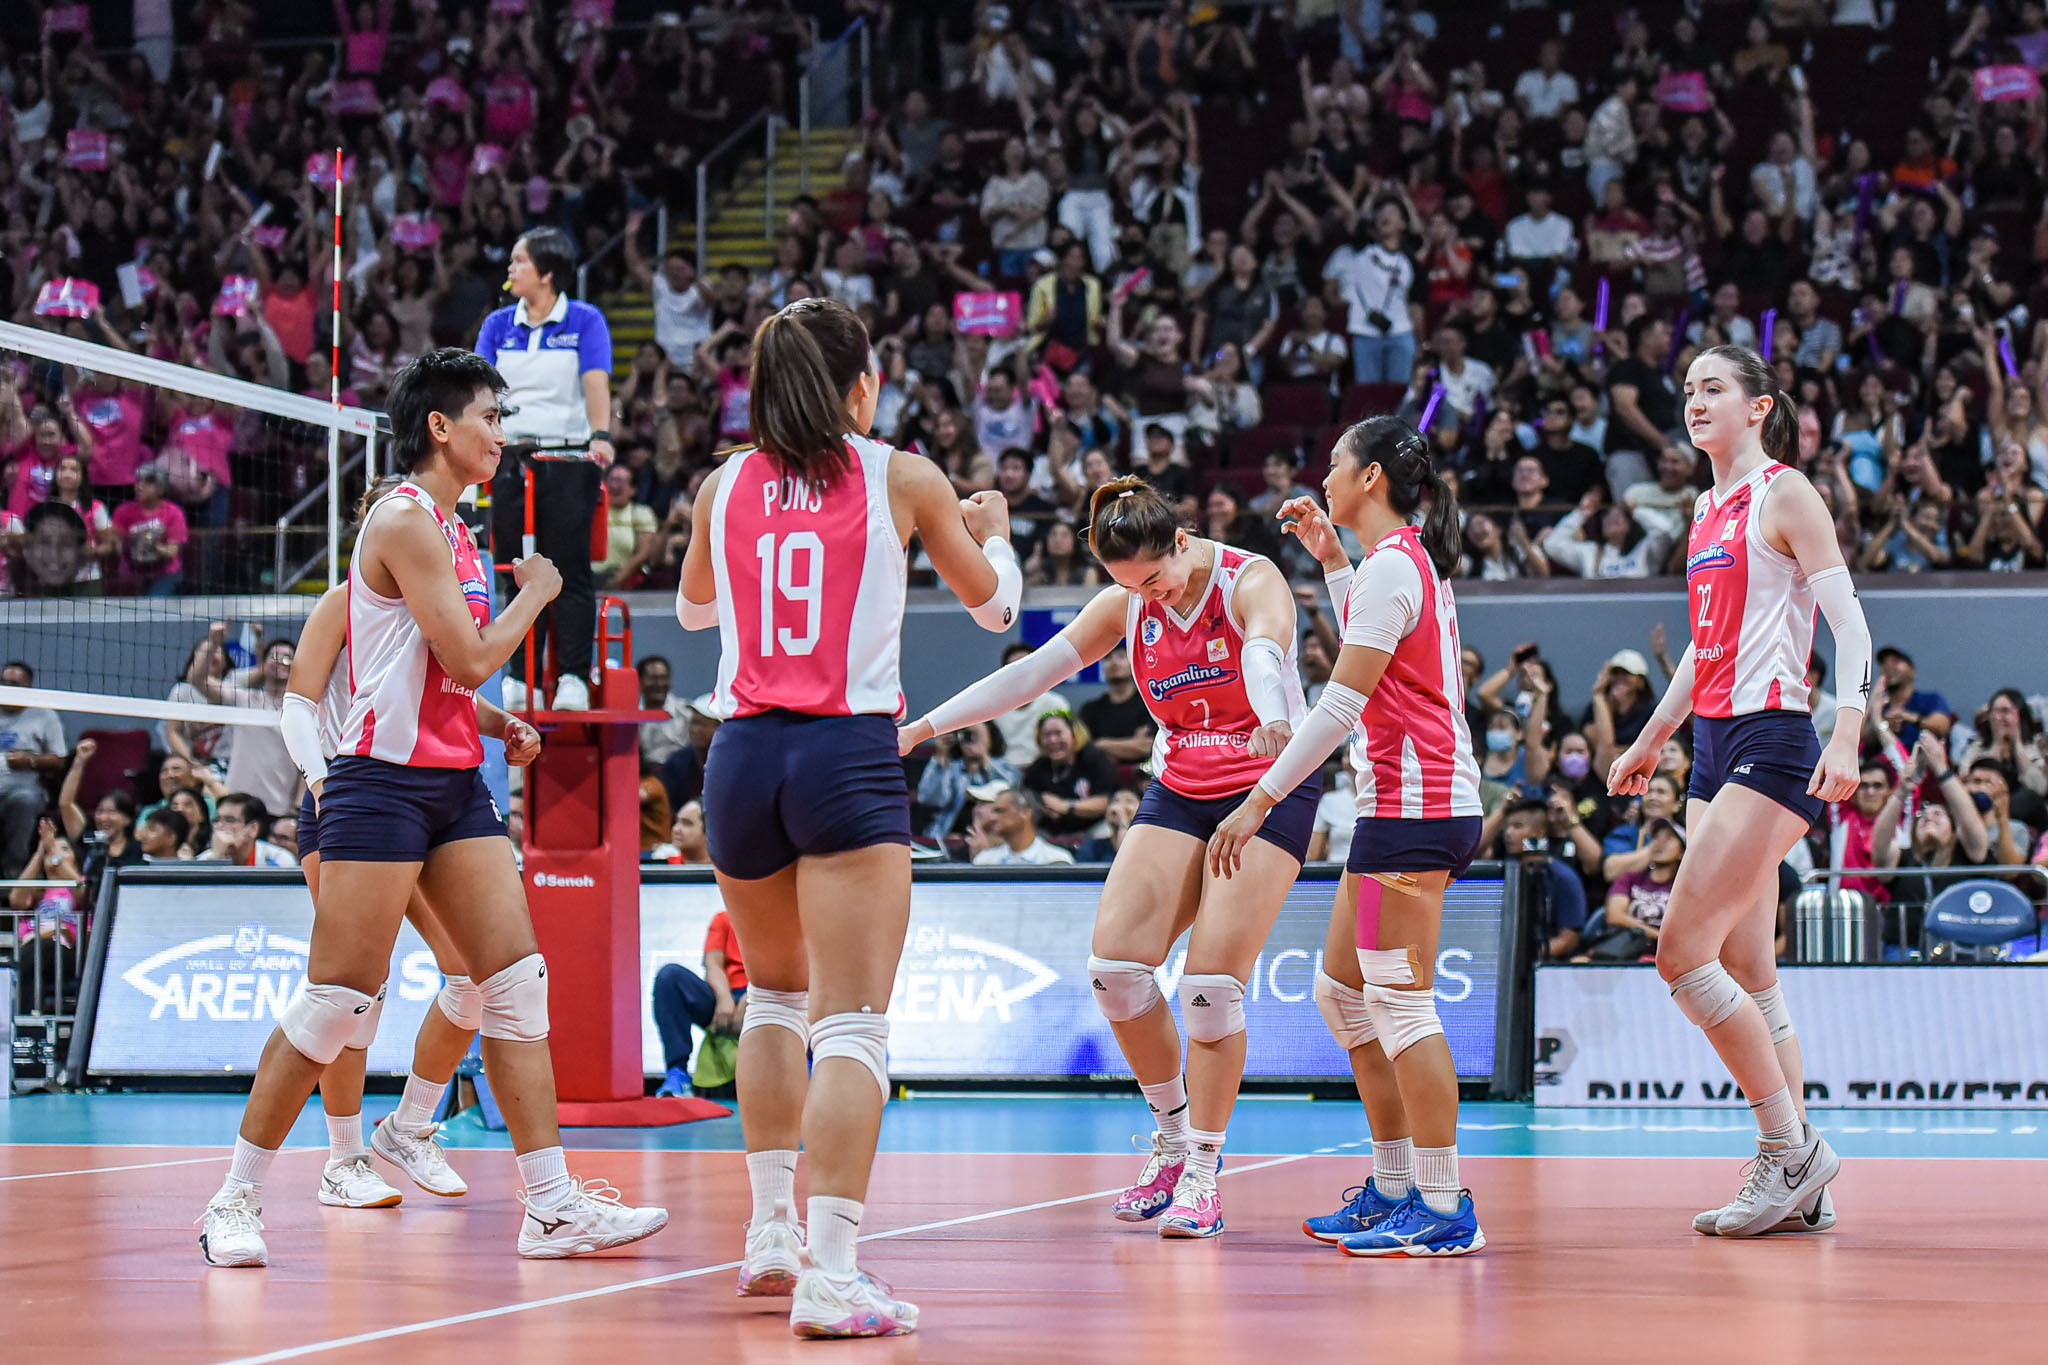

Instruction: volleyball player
[274,521,535,1208]
[900,476,1312,1239]
[1607,345,1867,1237]
[676,298,1021,1337]
[1209,417,1486,1257]
[197,349,666,1267]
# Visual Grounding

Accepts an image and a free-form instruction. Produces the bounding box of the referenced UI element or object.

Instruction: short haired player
[677,298,1021,1338]
[1209,416,1487,1257]
[1607,344,1867,1237]
[901,475,1313,1240]
[196,349,667,1267]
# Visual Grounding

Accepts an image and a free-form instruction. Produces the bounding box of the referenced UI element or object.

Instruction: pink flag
[64,129,109,171]
[307,151,357,188]
[214,276,261,318]
[331,79,380,116]
[423,75,470,111]
[34,278,100,318]
[953,291,1024,338]
[391,216,443,251]
[471,143,510,177]
[43,4,90,36]
[1974,65,2041,104]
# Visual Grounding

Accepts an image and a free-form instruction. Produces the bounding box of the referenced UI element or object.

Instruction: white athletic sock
[390,1072,446,1134]
[747,1149,799,1227]
[1750,1087,1801,1146]
[326,1112,365,1161]
[516,1146,572,1208]
[1415,1144,1461,1216]
[808,1195,863,1276]
[1139,1074,1190,1150]
[219,1137,277,1199]
[1370,1138,1415,1199]
[1184,1126,1225,1184]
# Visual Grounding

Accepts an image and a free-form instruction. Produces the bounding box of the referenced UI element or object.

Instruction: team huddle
[198,299,1873,1340]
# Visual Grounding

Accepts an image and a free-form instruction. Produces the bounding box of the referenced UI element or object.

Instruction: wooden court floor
[4,1137,2044,1364]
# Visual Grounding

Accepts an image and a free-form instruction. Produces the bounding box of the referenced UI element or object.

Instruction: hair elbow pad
[964,536,1022,632]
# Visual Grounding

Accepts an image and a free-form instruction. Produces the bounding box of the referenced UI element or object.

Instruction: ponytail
[749,297,873,483]
[1335,415,1461,576]
[1088,475,1180,563]
[1418,467,1462,578]
[1695,342,1798,464]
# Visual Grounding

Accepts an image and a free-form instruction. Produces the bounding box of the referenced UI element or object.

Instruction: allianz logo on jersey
[889,924,1058,1024]
[1694,643,1726,662]
[533,872,597,888]
[1146,663,1238,701]
[1686,543,1735,578]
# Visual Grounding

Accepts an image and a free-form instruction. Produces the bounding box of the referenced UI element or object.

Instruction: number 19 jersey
[705,435,907,720]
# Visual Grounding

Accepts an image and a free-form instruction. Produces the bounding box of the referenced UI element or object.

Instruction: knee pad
[1179,973,1246,1044]
[1749,982,1795,1046]
[477,953,550,1043]
[810,1010,890,1100]
[1087,956,1165,1023]
[1357,946,1417,987]
[738,986,809,1044]
[1359,983,1443,1060]
[1669,962,1745,1031]
[346,981,388,1051]
[1313,970,1377,1050]
[436,974,481,1032]
[281,980,380,1065]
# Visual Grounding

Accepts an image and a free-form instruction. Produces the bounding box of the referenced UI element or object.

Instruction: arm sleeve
[963,535,1023,631]
[1807,564,1873,717]
[1255,681,1368,803]
[1240,637,1293,727]
[279,692,328,787]
[925,635,1085,737]
[1323,563,1355,630]
[1339,551,1423,655]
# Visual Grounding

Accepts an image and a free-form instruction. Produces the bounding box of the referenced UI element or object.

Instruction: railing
[798,17,871,195]
[1797,863,2047,963]
[695,106,775,275]
[4,882,83,1093]
[275,440,374,593]
[578,225,629,304]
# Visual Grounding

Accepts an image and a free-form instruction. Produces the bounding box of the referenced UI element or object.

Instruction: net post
[330,144,345,586]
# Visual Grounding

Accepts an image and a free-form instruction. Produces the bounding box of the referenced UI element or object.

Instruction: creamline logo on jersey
[121,920,441,1023]
[887,921,1059,1025]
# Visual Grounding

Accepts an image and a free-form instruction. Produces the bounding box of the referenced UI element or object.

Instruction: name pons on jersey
[762,475,825,516]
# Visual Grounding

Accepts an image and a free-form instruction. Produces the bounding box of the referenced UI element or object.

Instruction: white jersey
[317,642,352,759]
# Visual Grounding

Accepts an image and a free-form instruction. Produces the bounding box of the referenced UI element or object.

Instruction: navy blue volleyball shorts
[317,756,507,863]
[1347,815,1485,878]
[1133,777,1323,865]
[1689,710,1825,824]
[702,711,912,881]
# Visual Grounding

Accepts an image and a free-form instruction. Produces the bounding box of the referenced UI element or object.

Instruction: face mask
[1485,729,1516,754]
[1558,751,1591,779]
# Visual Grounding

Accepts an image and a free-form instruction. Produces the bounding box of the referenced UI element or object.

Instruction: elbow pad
[1808,565,1873,715]
[279,692,329,787]
[964,536,1023,632]
[1256,681,1367,803]
[927,634,1083,738]
[1241,636,1294,728]
[677,585,718,631]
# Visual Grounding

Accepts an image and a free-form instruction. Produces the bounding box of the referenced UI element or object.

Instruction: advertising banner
[1536,965,2048,1108]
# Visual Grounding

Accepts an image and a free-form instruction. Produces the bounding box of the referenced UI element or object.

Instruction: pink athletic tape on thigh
[1356,875,1382,950]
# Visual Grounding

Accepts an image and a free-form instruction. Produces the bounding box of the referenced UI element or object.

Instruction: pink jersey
[1340,528,1482,819]
[1685,462,1815,719]
[706,435,907,719]
[338,482,491,767]
[1128,543,1305,799]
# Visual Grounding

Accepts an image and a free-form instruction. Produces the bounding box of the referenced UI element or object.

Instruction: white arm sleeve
[1322,564,1354,630]
[279,692,328,787]
[1256,681,1368,802]
[1340,550,1423,655]
[1241,637,1293,727]
[677,583,718,631]
[925,634,1084,737]
[963,536,1023,632]
[1808,564,1872,717]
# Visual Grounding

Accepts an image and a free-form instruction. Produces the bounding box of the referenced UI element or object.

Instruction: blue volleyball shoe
[1302,1181,1406,1244]
[1337,1191,1485,1257]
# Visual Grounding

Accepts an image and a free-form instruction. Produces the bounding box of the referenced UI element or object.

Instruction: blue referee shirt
[474,292,613,443]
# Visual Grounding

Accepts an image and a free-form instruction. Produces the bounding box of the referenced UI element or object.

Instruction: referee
[476,226,614,710]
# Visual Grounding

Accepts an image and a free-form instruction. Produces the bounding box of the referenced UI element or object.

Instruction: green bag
[692,1031,739,1091]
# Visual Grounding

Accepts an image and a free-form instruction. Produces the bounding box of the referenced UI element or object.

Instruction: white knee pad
[1749,982,1795,1046]
[1358,947,1441,1059]
[1313,970,1377,1050]
[810,1010,890,1099]
[1669,962,1745,1030]
[281,980,380,1065]
[1087,955,1165,1023]
[477,953,550,1042]
[1178,973,1246,1044]
[738,986,809,1044]
[436,973,482,1032]
[1357,947,1416,987]
[346,981,388,1051]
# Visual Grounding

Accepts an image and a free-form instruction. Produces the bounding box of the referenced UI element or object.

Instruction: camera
[1364,309,1395,333]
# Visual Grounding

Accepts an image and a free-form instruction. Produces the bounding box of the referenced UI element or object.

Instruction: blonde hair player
[901,474,1313,1240]
[1608,343,1870,1237]
[677,298,1021,1338]
[1209,415,1486,1257]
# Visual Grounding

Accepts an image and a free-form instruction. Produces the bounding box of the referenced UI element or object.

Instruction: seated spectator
[1274,296,1348,388]
[57,738,142,895]
[1462,510,1549,580]
[112,464,187,596]
[0,661,64,877]
[1187,343,1264,449]
[969,788,1077,866]
[1307,752,1358,863]
[1860,498,1953,574]
[651,907,747,1098]
[1426,324,1495,424]
[973,372,1037,465]
[1583,818,1684,960]
[640,771,673,855]
[1621,445,1704,543]
[198,793,298,868]
[1028,243,1104,365]
[1504,181,1577,281]
[1077,644,1158,766]
[1963,761,2032,870]
[1959,687,2048,805]
[1543,496,1675,580]
[1514,41,1580,122]
[659,695,720,807]
[1077,787,1142,863]
[1022,712,1117,838]
[1026,520,1101,587]
[1202,485,1282,564]
[637,656,693,765]
[1602,773,1686,881]
[994,449,1059,564]
[8,819,83,950]
[1134,423,1196,512]
[1873,735,1994,937]
[139,807,191,863]
[915,721,1020,841]
[595,464,660,589]
[1603,315,1684,496]
[1499,798,1588,959]
[1871,646,1953,748]
[1586,649,1659,772]
[647,801,710,865]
